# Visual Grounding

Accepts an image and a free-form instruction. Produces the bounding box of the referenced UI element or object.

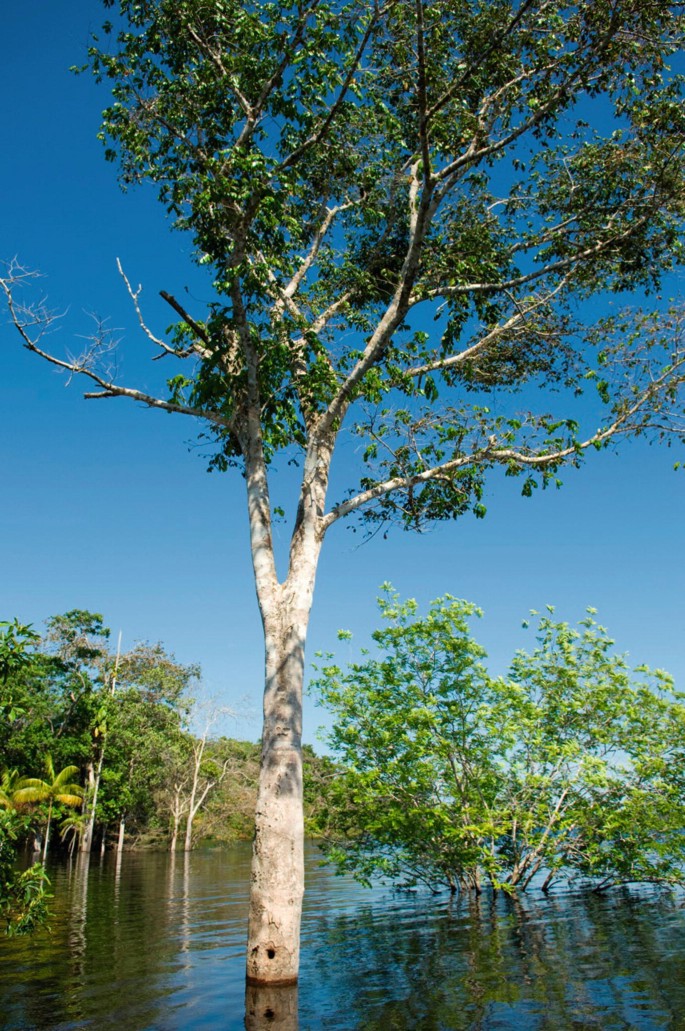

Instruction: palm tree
[0,769,22,809]
[59,812,88,857]
[14,756,84,862]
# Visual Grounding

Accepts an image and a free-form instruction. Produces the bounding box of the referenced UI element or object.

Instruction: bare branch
[116,258,179,358]
[1,261,232,428]
[158,290,213,358]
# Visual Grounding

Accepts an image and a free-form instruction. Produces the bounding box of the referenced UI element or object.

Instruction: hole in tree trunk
[266,947,276,959]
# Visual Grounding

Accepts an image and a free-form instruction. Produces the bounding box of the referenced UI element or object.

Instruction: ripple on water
[1,850,684,1030]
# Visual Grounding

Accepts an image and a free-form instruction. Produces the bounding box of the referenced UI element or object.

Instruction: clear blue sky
[1,2,683,743]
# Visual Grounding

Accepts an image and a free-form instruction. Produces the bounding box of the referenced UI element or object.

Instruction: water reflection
[0,846,683,1030]
[245,983,299,1031]
[303,886,684,1030]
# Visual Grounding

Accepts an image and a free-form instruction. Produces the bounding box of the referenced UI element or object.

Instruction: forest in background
[3,596,685,936]
[0,611,337,931]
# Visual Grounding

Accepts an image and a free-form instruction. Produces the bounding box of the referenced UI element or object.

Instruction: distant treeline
[0,612,336,868]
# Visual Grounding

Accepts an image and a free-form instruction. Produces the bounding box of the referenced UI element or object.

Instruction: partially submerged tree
[100,642,198,851]
[182,705,233,851]
[2,0,685,984]
[313,590,685,895]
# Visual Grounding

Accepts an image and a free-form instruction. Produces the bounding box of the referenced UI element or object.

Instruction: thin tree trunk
[80,762,96,853]
[83,740,106,852]
[42,801,53,863]
[184,757,200,852]
[169,784,185,853]
[184,732,211,852]
[117,816,125,854]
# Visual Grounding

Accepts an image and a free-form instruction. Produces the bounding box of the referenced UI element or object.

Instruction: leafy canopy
[9,0,674,530]
[313,588,685,894]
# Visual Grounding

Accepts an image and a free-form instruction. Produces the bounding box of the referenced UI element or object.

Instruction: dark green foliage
[0,811,51,936]
[1,610,332,854]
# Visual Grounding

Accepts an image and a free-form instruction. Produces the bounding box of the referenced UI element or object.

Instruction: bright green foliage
[95,642,199,838]
[0,620,40,727]
[13,755,84,862]
[59,0,685,526]
[0,614,201,850]
[0,612,112,794]
[0,623,53,934]
[0,620,39,685]
[313,589,685,894]
[13,755,84,811]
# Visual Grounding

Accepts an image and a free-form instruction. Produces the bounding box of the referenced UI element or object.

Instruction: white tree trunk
[240,325,331,985]
[246,612,306,985]
[116,816,125,854]
[184,732,213,852]
[82,740,106,854]
[169,784,185,853]
[80,761,96,853]
[42,801,53,863]
[245,484,325,984]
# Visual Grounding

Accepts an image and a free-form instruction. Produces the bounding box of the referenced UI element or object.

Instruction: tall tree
[86,641,199,850]
[13,755,84,862]
[43,611,111,853]
[3,0,685,985]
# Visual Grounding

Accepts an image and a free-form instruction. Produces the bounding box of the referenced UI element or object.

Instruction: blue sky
[1,1,683,742]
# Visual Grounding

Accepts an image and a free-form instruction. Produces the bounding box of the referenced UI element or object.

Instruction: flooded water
[1,844,684,1030]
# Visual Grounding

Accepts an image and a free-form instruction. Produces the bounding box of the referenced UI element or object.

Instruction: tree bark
[245,440,328,985]
[183,730,219,852]
[42,801,53,863]
[246,607,307,985]
[169,784,186,853]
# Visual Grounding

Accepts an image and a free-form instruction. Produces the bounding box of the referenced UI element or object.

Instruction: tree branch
[404,279,570,378]
[322,354,685,530]
[1,261,232,428]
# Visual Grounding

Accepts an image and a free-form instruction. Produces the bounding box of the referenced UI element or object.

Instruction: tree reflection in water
[245,983,298,1030]
[0,849,683,1029]
[300,886,684,1029]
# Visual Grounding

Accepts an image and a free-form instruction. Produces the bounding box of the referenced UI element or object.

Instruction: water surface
[1,845,684,1029]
